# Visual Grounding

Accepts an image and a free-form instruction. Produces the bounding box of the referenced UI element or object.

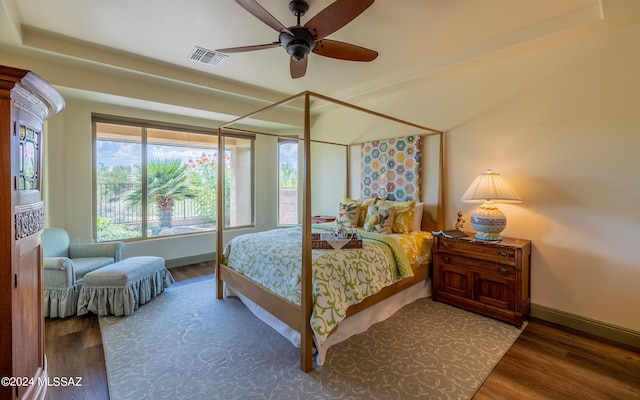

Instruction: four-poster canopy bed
[215,91,444,371]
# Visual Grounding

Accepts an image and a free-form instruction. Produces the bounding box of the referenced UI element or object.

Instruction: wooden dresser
[311,215,336,224]
[432,234,531,327]
[0,65,64,399]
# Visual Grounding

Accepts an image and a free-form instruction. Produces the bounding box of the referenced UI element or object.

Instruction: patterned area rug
[100,279,525,399]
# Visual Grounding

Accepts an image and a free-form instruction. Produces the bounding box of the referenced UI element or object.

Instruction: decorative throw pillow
[412,202,424,232]
[377,200,416,234]
[342,196,376,227]
[337,202,360,227]
[364,204,395,234]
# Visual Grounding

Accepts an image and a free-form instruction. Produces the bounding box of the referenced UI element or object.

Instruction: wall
[357,22,640,334]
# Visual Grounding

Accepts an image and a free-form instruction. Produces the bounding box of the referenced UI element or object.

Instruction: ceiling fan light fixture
[287,41,310,61]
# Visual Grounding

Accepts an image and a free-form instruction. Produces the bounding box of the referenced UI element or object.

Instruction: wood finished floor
[45,262,640,400]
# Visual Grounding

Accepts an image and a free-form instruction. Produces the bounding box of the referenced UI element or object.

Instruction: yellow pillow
[377,200,416,234]
[342,196,376,227]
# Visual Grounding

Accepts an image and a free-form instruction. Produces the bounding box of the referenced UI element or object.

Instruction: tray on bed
[311,232,363,249]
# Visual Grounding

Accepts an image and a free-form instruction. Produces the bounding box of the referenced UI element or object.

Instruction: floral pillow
[337,202,361,227]
[342,196,376,227]
[377,200,416,234]
[364,204,395,234]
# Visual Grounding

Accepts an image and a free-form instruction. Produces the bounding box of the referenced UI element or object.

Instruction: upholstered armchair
[43,227,125,318]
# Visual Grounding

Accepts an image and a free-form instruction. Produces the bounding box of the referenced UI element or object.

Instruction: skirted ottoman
[77,256,174,316]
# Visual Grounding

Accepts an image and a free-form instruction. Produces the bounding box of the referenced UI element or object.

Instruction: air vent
[188,47,228,66]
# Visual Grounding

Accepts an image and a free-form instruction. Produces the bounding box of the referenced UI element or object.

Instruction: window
[278,139,299,225]
[94,116,253,242]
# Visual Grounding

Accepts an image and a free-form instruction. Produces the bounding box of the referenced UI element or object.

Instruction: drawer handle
[441,256,451,263]
[442,242,451,249]
[498,267,510,275]
[497,251,512,259]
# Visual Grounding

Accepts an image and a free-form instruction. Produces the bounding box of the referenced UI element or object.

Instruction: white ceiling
[1,0,602,104]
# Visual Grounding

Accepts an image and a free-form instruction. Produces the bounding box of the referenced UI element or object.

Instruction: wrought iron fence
[97,183,200,224]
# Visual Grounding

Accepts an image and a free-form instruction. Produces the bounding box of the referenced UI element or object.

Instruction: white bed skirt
[225,278,432,366]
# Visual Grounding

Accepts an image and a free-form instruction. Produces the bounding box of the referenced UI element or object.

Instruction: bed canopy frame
[215,91,444,371]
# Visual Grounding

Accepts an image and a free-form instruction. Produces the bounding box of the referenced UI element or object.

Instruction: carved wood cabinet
[0,65,64,399]
[432,234,531,327]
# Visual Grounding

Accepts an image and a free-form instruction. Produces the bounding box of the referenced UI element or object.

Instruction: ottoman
[77,256,174,316]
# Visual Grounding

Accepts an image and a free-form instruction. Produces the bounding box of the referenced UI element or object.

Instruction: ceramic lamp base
[470,200,506,241]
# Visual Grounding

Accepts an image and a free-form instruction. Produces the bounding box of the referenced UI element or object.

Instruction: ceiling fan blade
[216,42,280,53]
[304,0,374,40]
[313,39,378,62]
[234,0,293,35]
[290,56,308,79]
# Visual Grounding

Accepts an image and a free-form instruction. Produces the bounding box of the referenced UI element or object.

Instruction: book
[432,229,469,239]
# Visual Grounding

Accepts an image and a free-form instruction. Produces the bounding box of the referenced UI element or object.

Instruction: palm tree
[124,158,197,228]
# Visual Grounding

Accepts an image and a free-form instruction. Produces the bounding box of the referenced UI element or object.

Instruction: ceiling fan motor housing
[279,27,316,61]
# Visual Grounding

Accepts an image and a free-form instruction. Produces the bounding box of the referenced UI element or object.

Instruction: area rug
[99,279,525,399]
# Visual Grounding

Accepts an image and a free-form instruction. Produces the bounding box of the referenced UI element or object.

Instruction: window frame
[277,138,300,226]
[92,113,255,242]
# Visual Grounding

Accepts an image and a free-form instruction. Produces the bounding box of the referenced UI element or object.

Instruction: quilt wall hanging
[361,135,421,201]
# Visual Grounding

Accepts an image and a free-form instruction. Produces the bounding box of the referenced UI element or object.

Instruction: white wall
[357,22,640,332]
[310,142,348,216]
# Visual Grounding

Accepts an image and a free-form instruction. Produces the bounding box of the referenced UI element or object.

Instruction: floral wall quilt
[361,135,421,201]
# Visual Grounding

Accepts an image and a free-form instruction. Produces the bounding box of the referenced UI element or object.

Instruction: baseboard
[165,252,216,269]
[531,303,640,349]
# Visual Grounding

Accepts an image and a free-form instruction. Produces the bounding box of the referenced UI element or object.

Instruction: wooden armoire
[0,65,64,399]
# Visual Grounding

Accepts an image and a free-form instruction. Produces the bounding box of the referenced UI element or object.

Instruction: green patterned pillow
[337,202,361,227]
[364,204,395,234]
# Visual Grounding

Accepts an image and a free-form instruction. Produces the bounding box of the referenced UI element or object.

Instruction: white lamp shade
[460,169,521,203]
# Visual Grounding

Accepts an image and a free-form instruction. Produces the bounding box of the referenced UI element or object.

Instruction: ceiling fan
[216,0,378,79]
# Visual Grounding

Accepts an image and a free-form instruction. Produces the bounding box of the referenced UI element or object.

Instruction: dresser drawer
[437,253,517,276]
[438,237,518,266]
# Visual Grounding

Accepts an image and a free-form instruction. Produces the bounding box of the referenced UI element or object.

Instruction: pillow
[364,204,395,234]
[412,202,424,232]
[342,196,376,226]
[377,200,416,234]
[337,202,360,227]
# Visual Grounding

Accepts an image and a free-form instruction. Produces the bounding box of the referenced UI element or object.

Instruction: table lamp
[460,169,521,241]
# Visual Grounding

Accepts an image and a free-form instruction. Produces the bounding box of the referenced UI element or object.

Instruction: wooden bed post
[437,132,445,230]
[345,145,350,197]
[300,92,314,371]
[216,127,224,299]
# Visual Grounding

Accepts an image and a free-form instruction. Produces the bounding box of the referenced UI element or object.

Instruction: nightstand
[432,234,531,327]
[312,215,336,224]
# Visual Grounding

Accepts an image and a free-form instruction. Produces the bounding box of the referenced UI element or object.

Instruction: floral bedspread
[223,226,433,345]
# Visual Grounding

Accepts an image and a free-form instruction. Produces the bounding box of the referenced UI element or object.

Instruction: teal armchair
[43,227,125,318]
